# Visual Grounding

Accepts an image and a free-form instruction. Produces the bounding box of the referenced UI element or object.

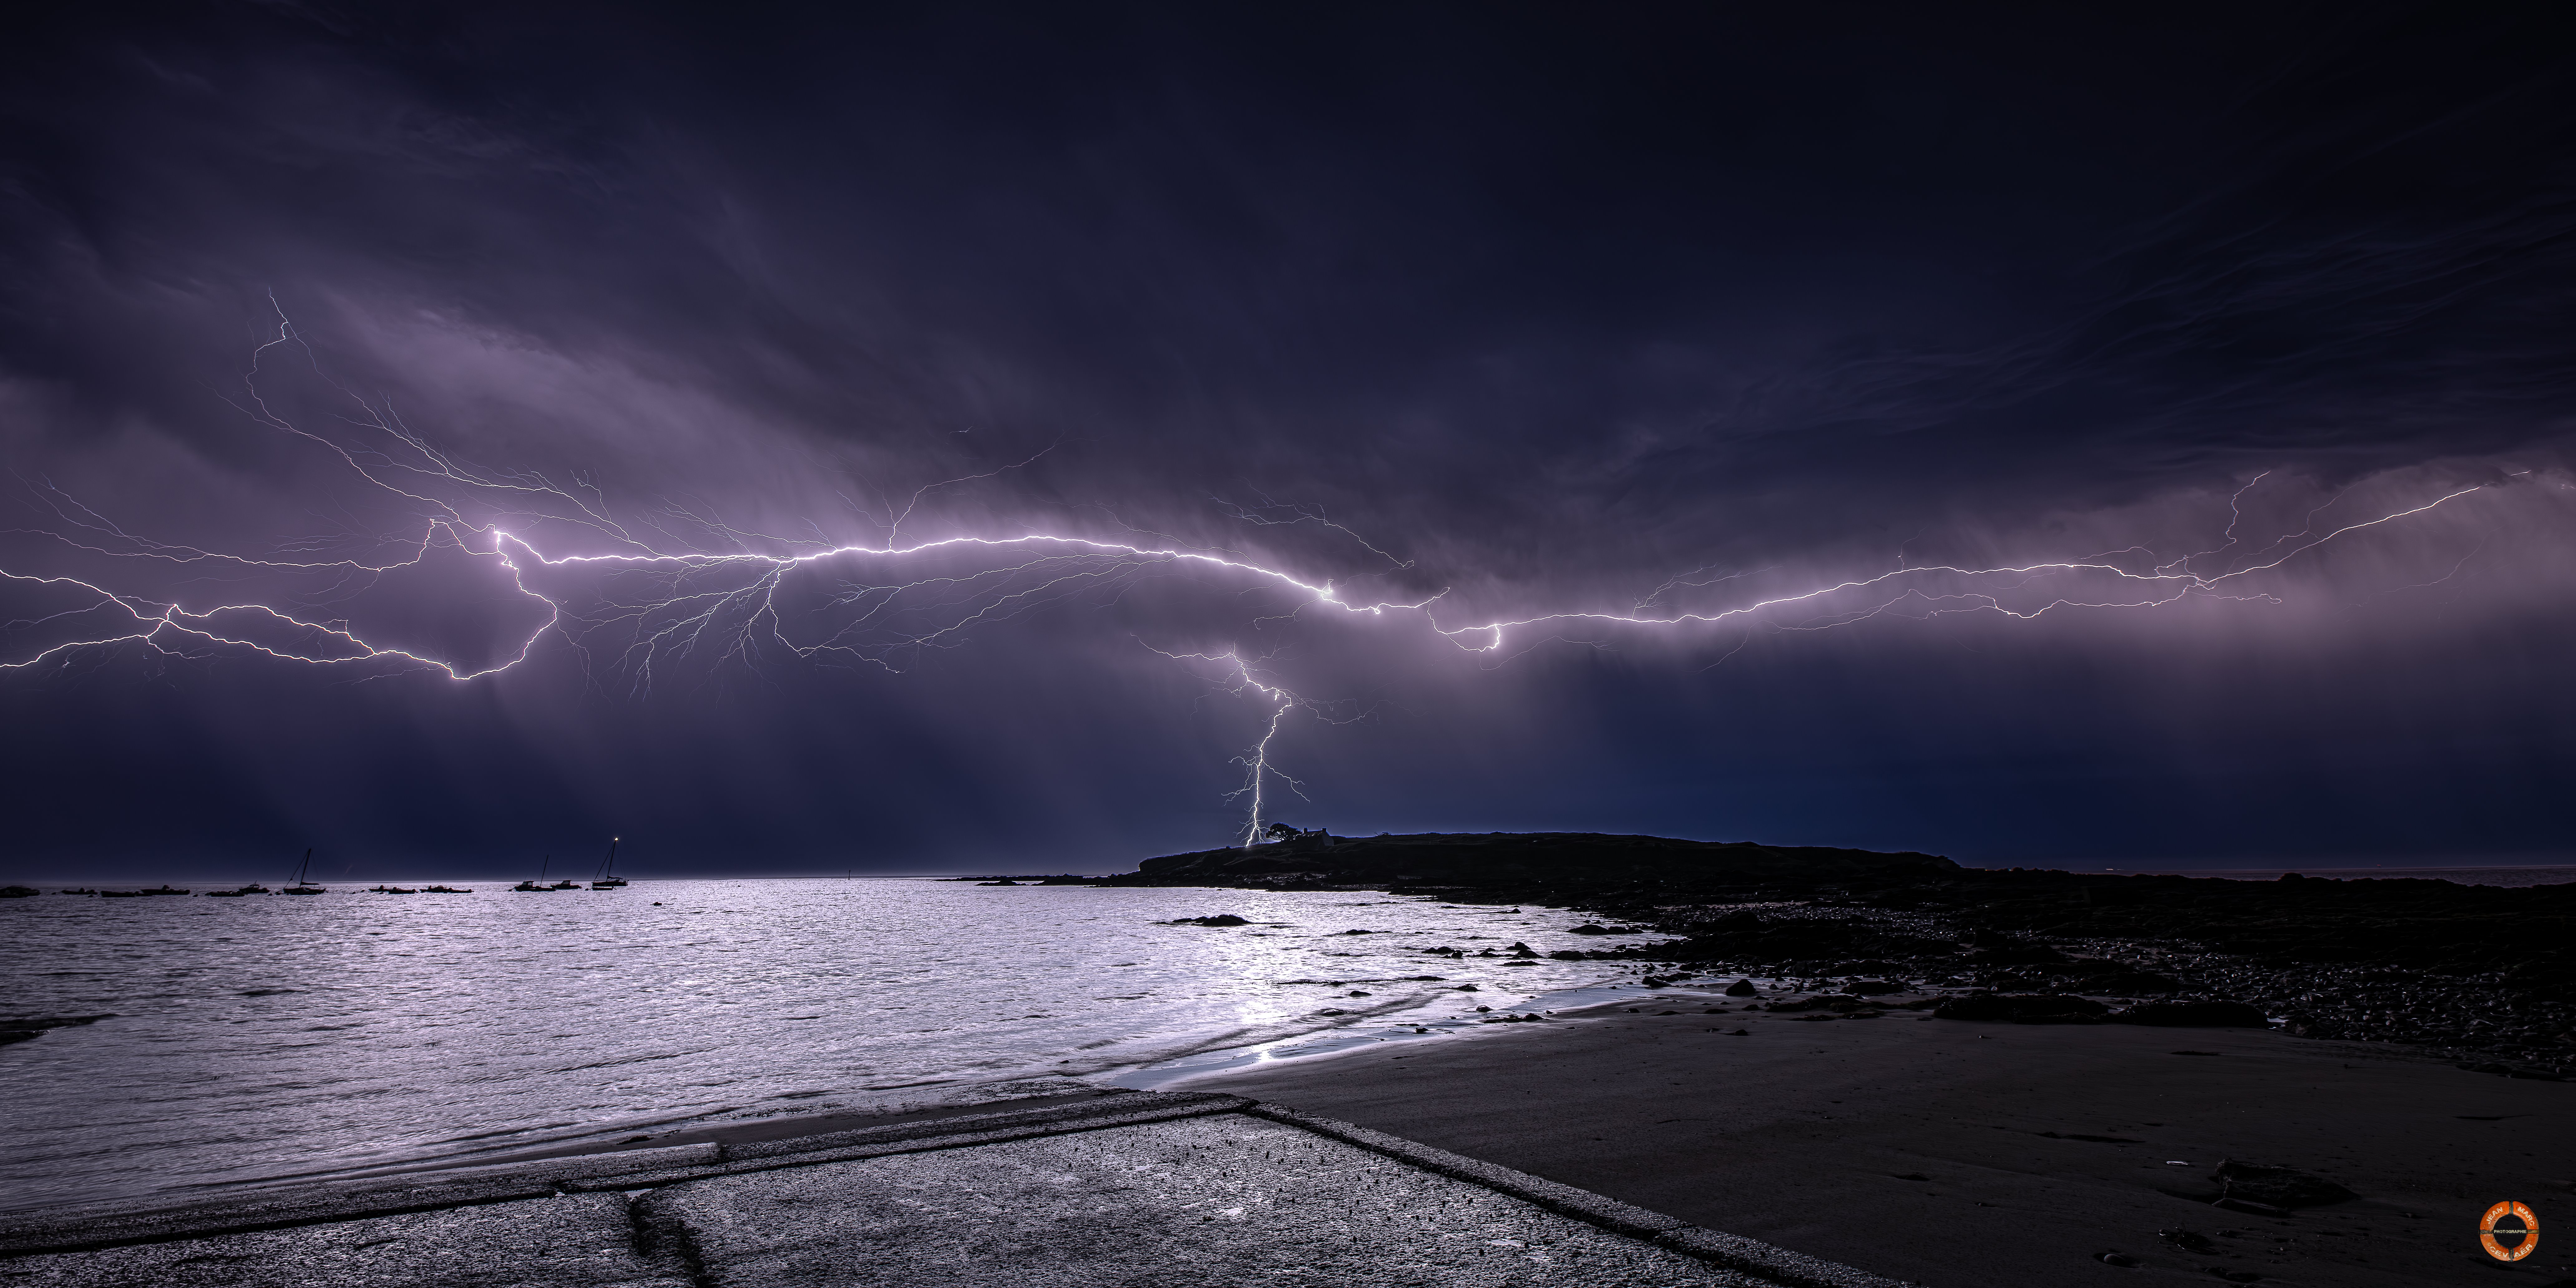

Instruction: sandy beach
[1177,990,2574,1286]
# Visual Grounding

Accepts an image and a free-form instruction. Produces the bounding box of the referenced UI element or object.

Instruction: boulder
[2209,1159,2357,1208]
[1167,914,1249,927]
[2110,1001,2268,1028]
[1932,993,2108,1023]
[1723,978,1759,996]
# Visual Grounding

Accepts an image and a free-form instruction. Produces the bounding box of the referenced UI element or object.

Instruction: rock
[2083,971,2182,994]
[0,1014,113,1046]
[1968,944,2069,966]
[2208,1159,2358,1208]
[1547,950,1588,960]
[0,886,37,898]
[2158,1229,2213,1253]
[2098,1251,2140,1266]
[1932,993,2108,1023]
[1168,914,1250,926]
[1846,979,1904,995]
[1723,978,1758,997]
[2110,1001,2269,1028]
[1454,983,1480,991]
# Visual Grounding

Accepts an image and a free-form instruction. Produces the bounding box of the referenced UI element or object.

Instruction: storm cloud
[3,4,2571,876]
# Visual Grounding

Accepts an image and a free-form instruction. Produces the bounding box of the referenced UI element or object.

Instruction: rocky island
[1100,831,2576,1079]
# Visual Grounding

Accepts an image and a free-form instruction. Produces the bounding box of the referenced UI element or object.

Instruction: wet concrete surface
[0,1094,1892,1287]
[0,1191,687,1288]
[639,1114,1759,1287]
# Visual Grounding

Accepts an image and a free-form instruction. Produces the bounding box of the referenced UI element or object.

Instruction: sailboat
[281,848,326,895]
[591,837,627,890]
[512,854,557,892]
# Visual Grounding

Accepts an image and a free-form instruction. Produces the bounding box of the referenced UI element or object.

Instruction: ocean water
[0,879,1654,1215]
[2133,865,2576,887]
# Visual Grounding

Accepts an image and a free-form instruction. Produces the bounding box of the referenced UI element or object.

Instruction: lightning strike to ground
[0,314,2529,845]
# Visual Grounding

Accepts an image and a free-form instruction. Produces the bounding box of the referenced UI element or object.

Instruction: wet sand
[1178,992,2575,1286]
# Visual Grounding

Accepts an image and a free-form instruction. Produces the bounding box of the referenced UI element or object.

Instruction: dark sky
[3,3,2572,878]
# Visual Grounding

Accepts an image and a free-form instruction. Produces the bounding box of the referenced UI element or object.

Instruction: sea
[0,879,1668,1215]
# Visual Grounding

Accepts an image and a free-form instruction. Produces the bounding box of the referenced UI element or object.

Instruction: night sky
[3,4,2571,878]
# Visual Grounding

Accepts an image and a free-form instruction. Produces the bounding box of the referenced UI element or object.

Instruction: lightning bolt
[0,308,2529,845]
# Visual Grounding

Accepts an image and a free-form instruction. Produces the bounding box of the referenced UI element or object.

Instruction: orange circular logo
[2481,1201,2538,1262]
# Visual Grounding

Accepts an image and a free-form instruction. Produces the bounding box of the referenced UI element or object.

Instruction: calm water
[0,880,1646,1214]
[2133,865,2576,887]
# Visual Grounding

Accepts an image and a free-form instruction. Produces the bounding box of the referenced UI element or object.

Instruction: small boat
[0,885,37,898]
[368,885,419,895]
[138,886,190,896]
[56,888,98,896]
[205,883,271,898]
[591,837,627,890]
[422,885,473,894]
[514,855,557,892]
[281,848,326,895]
[100,890,143,898]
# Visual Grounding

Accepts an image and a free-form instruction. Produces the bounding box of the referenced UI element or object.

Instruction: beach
[1175,987,2575,1286]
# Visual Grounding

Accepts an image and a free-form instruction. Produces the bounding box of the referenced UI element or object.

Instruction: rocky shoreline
[1066,831,2576,1080]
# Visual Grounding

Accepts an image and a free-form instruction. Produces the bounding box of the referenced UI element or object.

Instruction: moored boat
[514,854,557,892]
[281,848,326,895]
[591,837,627,889]
[367,885,419,894]
[422,885,472,894]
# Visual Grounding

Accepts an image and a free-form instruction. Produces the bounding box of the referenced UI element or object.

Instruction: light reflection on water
[0,879,1649,1213]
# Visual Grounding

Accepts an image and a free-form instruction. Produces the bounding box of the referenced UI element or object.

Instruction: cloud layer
[3,4,2571,873]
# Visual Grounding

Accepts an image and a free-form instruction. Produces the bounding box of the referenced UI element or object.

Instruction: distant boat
[368,885,419,895]
[56,888,98,896]
[515,855,558,892]
[591,837,627,890]
[138,886,190,896]
[281,848,326,895]
[100,890,143,898]
[205,883,269,898]
[422,885,472,894]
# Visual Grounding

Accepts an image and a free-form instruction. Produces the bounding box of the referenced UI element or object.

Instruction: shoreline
[1173,983,2576,1286]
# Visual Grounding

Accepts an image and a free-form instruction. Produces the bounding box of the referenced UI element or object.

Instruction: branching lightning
[0,310,2528,845]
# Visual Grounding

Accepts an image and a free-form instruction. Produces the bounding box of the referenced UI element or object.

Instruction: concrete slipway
[0,1091,1904,1287]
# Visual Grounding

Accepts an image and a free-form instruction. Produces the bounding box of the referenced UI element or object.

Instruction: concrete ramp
[1,1092,1903,1288]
